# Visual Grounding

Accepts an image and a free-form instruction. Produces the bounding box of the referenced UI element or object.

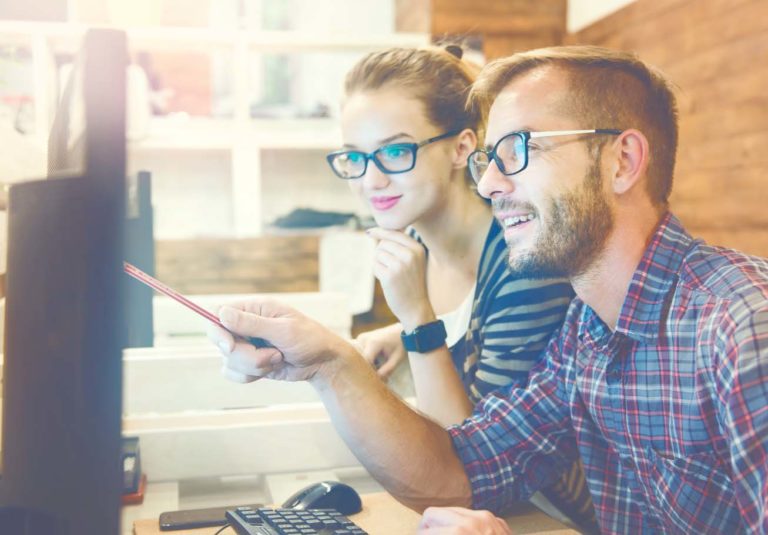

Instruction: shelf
[0,21,429,53]
[129,117,342,152]
[1,18,416,238]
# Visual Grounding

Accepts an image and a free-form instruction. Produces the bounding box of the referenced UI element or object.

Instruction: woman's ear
[451,128,477,170]
[610,128,650,195]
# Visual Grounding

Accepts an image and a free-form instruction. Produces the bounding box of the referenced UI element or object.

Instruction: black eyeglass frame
[326,129,462,180]
[467,128,623,183]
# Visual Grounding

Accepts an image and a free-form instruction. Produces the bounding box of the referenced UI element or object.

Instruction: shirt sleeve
[448,334,578,515]
[717,305,768,532]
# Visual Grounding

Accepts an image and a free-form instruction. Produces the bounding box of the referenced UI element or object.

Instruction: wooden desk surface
[133,492,578,535]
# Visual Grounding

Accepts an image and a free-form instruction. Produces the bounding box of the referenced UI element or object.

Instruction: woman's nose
[361,160,391,190]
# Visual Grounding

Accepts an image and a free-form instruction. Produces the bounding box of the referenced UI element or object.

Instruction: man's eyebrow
[342,132,413,150]
[484,126,535,149]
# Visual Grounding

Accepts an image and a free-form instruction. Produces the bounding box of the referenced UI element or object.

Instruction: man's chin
[507,250,567,280]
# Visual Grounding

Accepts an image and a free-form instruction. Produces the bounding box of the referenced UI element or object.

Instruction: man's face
[477,67,614,279]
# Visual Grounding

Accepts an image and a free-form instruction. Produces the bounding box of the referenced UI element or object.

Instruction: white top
[438,284,476,348]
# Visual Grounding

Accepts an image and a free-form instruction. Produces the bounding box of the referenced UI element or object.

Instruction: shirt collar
[613,212,694,343]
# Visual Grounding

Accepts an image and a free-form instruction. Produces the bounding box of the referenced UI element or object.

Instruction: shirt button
[620,457,635,470]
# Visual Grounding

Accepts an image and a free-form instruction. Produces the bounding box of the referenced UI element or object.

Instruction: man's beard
[499,161,614,279]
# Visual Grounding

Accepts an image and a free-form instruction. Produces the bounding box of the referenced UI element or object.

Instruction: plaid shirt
[449,213,768,534]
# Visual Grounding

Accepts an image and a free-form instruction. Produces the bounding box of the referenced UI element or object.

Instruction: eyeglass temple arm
[417,129,463,147]
[530,129,623,139]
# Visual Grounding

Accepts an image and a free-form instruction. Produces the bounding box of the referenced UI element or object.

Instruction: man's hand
[366,228,436,331]
[207,297,355,384]
[353,323,406,379]
[418,507,513,535]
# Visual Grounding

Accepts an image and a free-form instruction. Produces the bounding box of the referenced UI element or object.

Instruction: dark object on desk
[271,208,359,229]
[122,436,142,494]
[122,474,147,505]
[226,506,367,535]
[159,503,262,531]
[281,481,363,516]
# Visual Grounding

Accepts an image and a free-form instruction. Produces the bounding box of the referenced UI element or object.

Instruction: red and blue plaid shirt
[449,213,768,534]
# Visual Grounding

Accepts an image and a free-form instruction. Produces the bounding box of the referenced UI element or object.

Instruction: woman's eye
[346,152,364,163]
[381,146,408,159]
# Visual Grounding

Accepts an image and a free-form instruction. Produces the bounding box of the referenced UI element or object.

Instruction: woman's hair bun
[444,44,463,59]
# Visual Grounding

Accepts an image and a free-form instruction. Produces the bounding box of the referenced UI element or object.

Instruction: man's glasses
[467,129,623,184]
[326,130,461,180]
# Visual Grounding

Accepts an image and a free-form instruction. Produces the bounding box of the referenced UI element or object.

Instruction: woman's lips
[370,195,403,211]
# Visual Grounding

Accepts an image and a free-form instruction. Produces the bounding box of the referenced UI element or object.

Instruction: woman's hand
[418,507,513,535]
[353,323,406,379]
[366,227,436,330]
[207,297,355,384]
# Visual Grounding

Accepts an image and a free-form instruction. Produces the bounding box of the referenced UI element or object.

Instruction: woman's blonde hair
[344,46,482,138]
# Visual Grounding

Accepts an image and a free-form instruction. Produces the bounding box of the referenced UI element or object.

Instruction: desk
[133,492,578,534]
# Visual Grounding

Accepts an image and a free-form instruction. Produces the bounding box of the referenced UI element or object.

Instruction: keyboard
[225,506,368,535]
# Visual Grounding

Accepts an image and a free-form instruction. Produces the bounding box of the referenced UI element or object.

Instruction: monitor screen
[0,28,127,535]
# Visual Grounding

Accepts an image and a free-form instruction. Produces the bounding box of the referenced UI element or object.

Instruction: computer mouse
[281,480,363,516]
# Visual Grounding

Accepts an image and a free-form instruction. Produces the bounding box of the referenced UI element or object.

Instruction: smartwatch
[400,319,447,353]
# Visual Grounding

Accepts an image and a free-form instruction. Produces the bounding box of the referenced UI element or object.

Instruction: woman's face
[340,88,458,230]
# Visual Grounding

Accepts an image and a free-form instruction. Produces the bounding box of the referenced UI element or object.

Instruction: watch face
[401,319,447,353]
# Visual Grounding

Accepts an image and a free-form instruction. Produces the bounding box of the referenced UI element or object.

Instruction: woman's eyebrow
[342,132,413,150]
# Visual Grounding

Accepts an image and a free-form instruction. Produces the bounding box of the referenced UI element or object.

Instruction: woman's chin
[371,216,408,232]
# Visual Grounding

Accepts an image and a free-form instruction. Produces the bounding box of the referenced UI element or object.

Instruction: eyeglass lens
[330,143,416,179]
[470,133,527,183]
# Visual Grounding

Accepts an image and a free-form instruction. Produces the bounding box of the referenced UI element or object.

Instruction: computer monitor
[0,28,127,535]
[125,169,155,348]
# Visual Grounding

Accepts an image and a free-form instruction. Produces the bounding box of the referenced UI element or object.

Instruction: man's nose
[476,159,516,199]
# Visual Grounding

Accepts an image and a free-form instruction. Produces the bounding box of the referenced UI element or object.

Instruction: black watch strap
[400,319,447,353]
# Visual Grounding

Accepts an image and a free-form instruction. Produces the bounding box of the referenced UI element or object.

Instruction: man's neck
[572,207,664,330]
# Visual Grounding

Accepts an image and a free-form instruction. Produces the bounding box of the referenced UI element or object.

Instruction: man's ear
[451,128,478,170]
[610,129,649,195]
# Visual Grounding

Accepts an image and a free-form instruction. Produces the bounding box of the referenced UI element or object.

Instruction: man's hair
[470,45,678,204]
[344,46,482,137]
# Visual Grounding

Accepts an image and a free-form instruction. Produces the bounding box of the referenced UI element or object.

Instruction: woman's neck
[411,179,492,273]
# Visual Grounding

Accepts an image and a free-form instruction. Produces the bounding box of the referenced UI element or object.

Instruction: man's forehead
[485,67,570,141]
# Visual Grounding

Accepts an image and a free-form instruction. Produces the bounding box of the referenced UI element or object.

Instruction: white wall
[567,0,636,33]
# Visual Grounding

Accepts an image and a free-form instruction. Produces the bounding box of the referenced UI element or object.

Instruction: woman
[325,46,597,531]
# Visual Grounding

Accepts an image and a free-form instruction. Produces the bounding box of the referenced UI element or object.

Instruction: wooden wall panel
[395,0,430,32]
[155,235,320,295]
[569,0,768,257]
[431,0,566,59]
[155,235,397,334]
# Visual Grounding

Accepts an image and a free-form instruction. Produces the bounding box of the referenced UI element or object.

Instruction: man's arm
[315,343,473,510]
[718,306,768,531]
[211,298,472,511]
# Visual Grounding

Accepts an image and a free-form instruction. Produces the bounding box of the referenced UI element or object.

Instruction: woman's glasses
[326,130,461,179]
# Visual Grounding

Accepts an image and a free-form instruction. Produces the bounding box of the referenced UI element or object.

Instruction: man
[210,46,768,533]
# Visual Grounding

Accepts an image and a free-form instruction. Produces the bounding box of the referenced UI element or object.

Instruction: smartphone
[159,503,262,531]
[123,262,273,348]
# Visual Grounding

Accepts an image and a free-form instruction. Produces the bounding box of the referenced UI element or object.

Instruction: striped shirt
[449,213,768,533]
[445,219,574,402]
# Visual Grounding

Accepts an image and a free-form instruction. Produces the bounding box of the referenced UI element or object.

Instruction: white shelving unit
[0,20,430,238]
